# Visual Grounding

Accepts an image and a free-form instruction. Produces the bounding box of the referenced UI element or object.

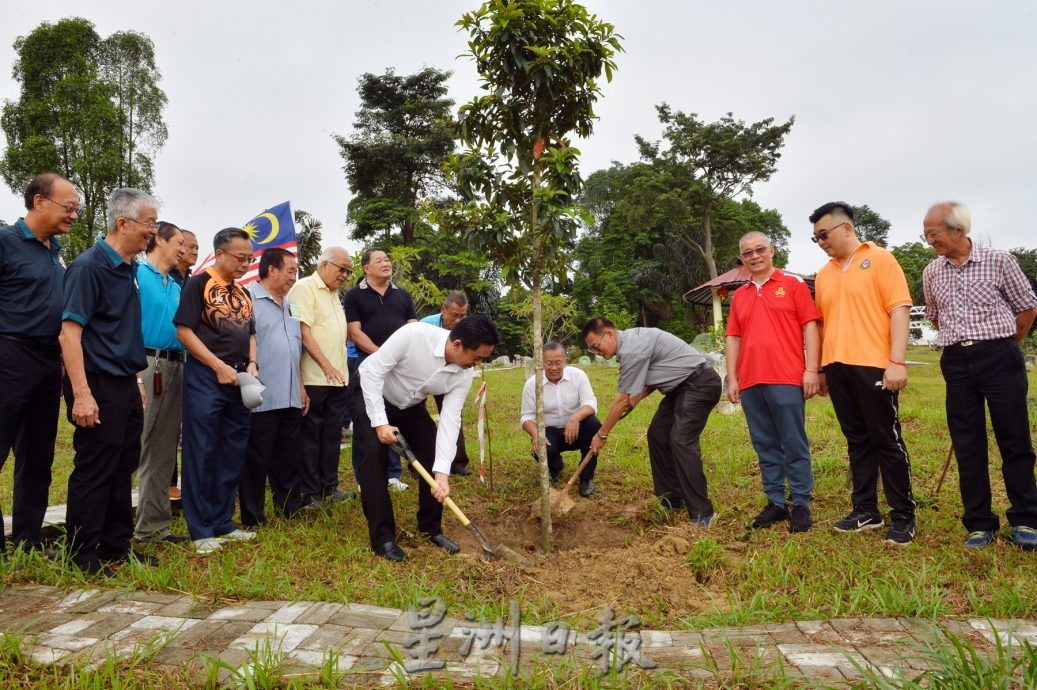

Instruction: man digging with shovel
[348,315,500,562]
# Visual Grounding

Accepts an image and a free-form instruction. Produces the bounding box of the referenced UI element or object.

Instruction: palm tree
[294,209,323,276]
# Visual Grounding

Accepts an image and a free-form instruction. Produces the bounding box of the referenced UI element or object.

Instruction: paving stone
[50,589,101,611]
[769,629,811,645]
[297,623,353,652]
[295,601,343,626]
[265,601,313,623]
[20,612,79,634]
[230,622,319,654]
[668,631,704,647]
[337,627,381,656]
[124,591,184,605]
[97,600,163,616]
[67,590,127,614]
[208,605,274,622]
[792,663,846,682]
[80,613,149,640]
[48,617,99,636]
[291,648,358,669]
[328,602,401,629]
[154,595,205,618]
[151,646,200,668]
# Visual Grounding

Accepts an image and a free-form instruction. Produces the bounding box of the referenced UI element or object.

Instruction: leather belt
[145,347,185,362]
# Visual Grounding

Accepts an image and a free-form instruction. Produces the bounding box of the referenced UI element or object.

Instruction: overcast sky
[1,1,1035,274]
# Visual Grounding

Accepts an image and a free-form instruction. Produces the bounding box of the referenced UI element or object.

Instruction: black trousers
[825,363,916,521]
[239,407,305,527]
[433,393,470,469]
[646,366,722,520]
[63,372,143,572]
[299,385,350,503]
[348,376,444,550]
[536,416,601,481]
[0,336,61,551]
[941,338,1037,532]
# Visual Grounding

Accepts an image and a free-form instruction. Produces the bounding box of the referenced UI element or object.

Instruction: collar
[138,258,163,276]
[97,238,130,267]
[740,267,787,290]
[205,266,235,287]
[249,280,279,303]
[16,218,63,251]
[940,239,985,267]
[359,277,396,291]
[434,328,450,362]
[545,367,571,385]
[827,241,873,267]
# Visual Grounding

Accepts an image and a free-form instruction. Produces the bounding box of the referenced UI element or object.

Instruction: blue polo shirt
[62,239,146,377]
[0,218,65,341]
[420,313,443,328]
[137,258,183,351]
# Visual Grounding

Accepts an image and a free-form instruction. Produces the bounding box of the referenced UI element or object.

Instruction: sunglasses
[811,222,847,244]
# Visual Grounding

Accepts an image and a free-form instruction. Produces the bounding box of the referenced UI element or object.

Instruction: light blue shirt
[420,312,443,328]
[248,280,303,412]
[137,258,183,351]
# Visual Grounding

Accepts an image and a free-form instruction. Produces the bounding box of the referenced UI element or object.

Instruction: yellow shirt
[287,273,347,387]
[815,243,912,369]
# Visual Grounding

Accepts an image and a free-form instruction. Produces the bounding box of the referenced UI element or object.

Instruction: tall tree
[635,106,794,280]
[890,241,935,305]
[293,209,324,276]
[0,17,167,259]
[333,67,455,246]
[445,0,621,551]
[852,204,891,247]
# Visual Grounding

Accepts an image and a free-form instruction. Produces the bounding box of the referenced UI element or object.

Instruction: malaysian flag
[194,201,297,285]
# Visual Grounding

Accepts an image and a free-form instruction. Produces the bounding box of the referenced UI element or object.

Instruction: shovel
[530,449,596,519]
[391,431,531,566]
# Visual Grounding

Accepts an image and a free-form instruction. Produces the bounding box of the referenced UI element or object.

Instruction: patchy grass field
[3,346,1037,634]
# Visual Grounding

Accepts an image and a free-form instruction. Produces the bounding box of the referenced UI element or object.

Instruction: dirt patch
[447,487,726,625]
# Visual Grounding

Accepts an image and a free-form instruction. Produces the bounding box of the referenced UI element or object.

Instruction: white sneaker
[215,529,256,543]
[388,477,409,492]
[194,538,222,555]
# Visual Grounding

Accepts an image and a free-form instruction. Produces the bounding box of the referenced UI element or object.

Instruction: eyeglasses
[738,246,770,259]
[42,196,82,215]
[810,222,847,244]
[587,331,606,354]
[326,260,351,274]
[222,251,254,264]
[919,229,947,242]
[124,217,158,231]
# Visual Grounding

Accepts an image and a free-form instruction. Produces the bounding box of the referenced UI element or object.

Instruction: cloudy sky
[1,1,1034,273]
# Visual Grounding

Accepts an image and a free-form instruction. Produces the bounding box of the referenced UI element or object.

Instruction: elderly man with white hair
[59,188,159,575]
[287,246,354,508]
[922,201,1037,551]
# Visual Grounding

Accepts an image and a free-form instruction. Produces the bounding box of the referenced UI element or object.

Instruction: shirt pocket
[968,279,1002,308]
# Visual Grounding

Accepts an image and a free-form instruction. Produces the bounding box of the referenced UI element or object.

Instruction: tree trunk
[530,162,554,553]
[703,200,718,280]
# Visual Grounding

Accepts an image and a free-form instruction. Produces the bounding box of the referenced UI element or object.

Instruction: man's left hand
[882,363,907,392]
[431,471,450,503]
[138,381,148,411]
[590,433,605,456]
[802,371,820,399]
[563,417,580,444]
[246,361,259,378]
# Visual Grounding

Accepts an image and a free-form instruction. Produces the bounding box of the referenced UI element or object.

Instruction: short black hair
[448,314,500,350]
[146,221,180,253]
[213,227,250,252]
[259,247,296,280]
[580,316,615,340]
[24,173,63,211]
[361,247,387,266]
[808,202,855,225]
[258,247,295,279]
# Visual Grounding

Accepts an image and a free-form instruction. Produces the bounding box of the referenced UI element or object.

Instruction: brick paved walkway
[2,584,1036,685]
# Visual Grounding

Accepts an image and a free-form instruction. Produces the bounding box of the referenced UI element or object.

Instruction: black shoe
[659,495,685,511]
[325,490,356,503]
[301,498,325,512]
[160,534,191,545]
[789,505,812,533]
[428,534,460,554]
[579,479,595,497]
[375,541,407,562]
[451,464,470,476]
[833,510,884,532]
[752,502,790,529]
[884,518,916,545]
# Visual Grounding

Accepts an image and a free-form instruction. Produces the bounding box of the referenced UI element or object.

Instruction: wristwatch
[596,432,608,441]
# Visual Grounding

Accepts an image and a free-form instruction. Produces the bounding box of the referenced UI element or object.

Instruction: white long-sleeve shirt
[358,322,474,475]
[520,366,597,428]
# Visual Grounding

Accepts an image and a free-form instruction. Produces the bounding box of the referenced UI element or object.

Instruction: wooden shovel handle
[562,449,597,492]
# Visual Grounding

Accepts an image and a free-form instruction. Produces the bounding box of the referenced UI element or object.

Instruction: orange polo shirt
[814,243,912,369]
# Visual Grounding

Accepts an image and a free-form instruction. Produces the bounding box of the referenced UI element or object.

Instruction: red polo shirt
[726,269,820,390]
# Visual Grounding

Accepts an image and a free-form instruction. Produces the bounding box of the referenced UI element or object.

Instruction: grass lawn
[3,346,1036,633]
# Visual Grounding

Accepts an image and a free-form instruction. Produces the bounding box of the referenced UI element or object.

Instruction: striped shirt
[922,242,1037,347]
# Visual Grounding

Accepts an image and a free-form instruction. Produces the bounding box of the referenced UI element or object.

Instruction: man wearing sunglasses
[809,201,916,545]
[287,247,353,509]
[726,232,821,534]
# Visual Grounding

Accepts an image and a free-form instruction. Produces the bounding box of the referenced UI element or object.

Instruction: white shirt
[358,322,474,475]
[520,366,597,428]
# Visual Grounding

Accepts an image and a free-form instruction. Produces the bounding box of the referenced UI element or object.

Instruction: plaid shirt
[923,242,1037,346]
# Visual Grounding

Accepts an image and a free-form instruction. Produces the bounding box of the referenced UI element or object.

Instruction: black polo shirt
[174,267,254,366]
[169,266,191,288]
[0,218,65,341]
[342,278,417,350]
[62,238,146,377]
